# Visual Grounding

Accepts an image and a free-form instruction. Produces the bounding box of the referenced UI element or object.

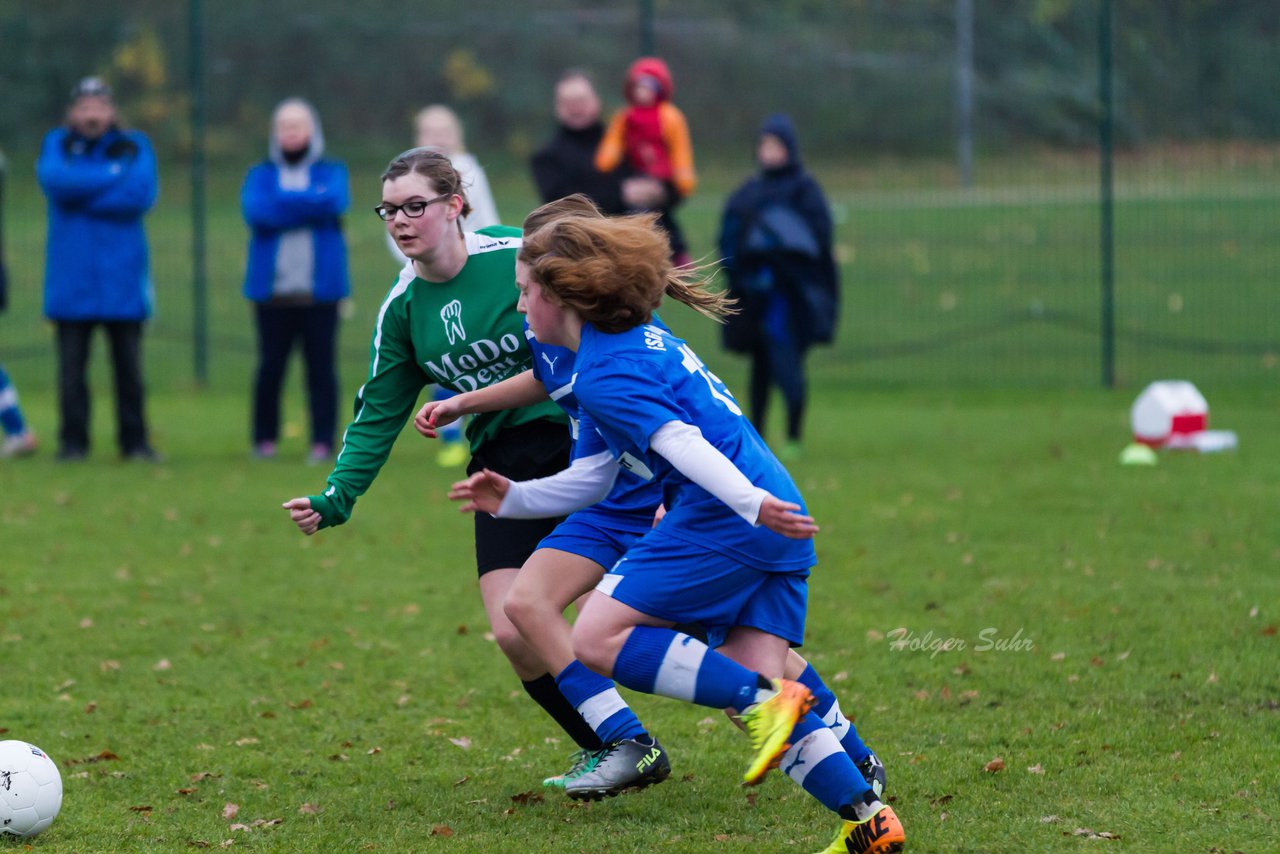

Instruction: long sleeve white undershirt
[648,420,770,526]
[496,450,619,518]
[497,420,769,526]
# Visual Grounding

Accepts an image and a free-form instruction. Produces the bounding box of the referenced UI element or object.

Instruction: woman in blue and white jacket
[241,98,350,463]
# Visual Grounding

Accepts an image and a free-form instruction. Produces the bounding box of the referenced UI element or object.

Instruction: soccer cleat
[740,679,815,786]
[541,748,595,789]
[564,737,671,801]
[1,431,38,459]
[814,804,905,854]
[857,752,887,800]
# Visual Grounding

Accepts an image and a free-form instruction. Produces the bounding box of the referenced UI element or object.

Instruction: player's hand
[282,497,323,536]
[757,496,818,539]
[448,468,509,515]
[652,504,667,528]
[414,398,463,438]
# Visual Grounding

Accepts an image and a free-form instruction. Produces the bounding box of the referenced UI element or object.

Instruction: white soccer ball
[0,740,63,839]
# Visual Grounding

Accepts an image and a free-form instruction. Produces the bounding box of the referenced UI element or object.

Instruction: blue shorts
[536,507,653,570]
[594,530,810,646]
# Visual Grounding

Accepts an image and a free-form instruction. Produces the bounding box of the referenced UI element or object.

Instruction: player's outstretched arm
[282,497,323,536]
[448,469,510,514]
[414,370,548,438]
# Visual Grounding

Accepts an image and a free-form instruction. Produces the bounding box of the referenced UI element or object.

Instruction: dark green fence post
[639,0,654,55]
[189,0,209,387]
[1098,0,1116,388]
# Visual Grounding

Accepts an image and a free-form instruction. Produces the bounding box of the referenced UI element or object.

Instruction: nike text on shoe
[740,679,815,786]
[564,737,671,801]
[814,804,905,854]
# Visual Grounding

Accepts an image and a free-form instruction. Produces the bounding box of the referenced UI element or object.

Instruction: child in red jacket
[595,57,696,265]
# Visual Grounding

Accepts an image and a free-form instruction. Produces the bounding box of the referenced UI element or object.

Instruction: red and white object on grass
[1131,380,1208,448]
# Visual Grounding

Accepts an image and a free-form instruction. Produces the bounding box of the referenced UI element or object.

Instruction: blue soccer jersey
[525,322,661,522]
[572,322,816,573]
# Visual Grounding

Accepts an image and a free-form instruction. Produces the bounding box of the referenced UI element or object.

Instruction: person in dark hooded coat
[717,114,839,458]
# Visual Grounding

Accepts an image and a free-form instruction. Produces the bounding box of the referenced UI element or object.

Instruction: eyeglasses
[374,193,451,221]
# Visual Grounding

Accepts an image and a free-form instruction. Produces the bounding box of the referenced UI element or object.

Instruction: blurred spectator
[595,57,696,265]
[530,69,627,214]
[241,98,350,464]
[717,114,839,459]
[410,104,498,232]
[36,76,159,462]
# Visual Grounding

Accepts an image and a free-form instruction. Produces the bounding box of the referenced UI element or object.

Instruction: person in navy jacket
[37,76,160,462]
[241,98,350,464]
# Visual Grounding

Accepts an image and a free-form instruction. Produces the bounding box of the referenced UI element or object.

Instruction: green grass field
[2,153,1278,851]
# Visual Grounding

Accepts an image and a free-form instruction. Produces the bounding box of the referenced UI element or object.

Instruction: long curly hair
[518,213,734,333]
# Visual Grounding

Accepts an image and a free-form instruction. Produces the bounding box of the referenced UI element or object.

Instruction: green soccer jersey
[308,226,565,529]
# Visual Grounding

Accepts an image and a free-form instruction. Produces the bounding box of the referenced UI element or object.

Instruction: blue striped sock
[612,626,761,711]
[796,662,871,764]
[779,711,871,813]
[555,660,646,744]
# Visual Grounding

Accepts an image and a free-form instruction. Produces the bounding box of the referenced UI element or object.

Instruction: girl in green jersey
[283,148,610,774]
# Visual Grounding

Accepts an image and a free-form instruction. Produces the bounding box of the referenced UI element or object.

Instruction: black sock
[522,674,604,751]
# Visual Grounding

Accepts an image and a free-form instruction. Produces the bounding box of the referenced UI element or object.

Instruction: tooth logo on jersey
[441,300,466,346]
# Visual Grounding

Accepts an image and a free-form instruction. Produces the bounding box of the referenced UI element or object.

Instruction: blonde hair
[413,104,464,154]
[519,213,734,333]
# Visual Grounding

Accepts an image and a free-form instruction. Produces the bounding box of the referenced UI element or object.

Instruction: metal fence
[1,0,1276,391]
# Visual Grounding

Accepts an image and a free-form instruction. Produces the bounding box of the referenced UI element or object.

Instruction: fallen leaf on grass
[191,771,220,782]
[129,805,153,812]
[328,753,349,761]
[431,825,454,837]
[177,788,197,795]
[1069,828,1120,839]
[234,738,258,746]
[154,659,173,671]
[450,737,472,750]
[1040,815,1060,823]
[299,804,319,814]
[510,791,543,805]
[453,776,469,787]
[222,803,239,821]
[984,757,1005,773]
[1027,764,1045,774]
[66,750,120,766]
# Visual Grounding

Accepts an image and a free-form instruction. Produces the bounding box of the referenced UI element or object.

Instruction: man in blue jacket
[37,77,160,462]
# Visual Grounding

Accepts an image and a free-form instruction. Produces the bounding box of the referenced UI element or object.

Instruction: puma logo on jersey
[541,352,560,373]
[441,300,466,345]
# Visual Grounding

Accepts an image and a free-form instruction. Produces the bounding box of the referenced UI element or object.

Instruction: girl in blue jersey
[448,211,904,854]
[422,197,886,805]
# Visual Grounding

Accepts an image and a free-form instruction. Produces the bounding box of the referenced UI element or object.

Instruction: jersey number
[679,344,743,416]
